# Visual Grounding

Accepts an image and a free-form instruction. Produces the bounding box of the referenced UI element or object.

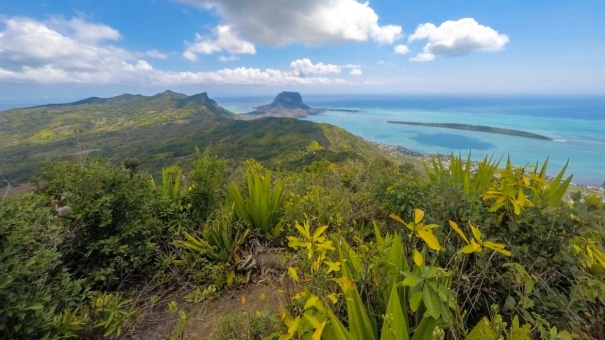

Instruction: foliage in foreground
[1,152,604,339]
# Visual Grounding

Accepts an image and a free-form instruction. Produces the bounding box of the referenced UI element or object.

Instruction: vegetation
[387,121,553,140]
[1,93,604,339]
[0,91,396,186]
[2,148,603,339]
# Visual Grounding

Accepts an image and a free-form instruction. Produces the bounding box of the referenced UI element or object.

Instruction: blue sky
[1,0,604,107]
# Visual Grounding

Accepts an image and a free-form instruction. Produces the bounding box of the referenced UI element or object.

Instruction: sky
[1,0,605,107]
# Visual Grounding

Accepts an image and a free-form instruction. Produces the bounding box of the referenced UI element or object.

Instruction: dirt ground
[127,279,291,340]
[1,182,32,198]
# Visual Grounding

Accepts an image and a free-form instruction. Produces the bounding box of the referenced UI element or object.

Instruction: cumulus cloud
[183,25,255,61]
[0,16,131,77]
[290,58,341,77]
[394,44,410,54]
[177,0,402,45]
[0,16,347,86]
[350,68,362,76]
[408,18,509,61]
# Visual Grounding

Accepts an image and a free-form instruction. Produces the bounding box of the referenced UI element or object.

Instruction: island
[239,91,325,119]
[386,121,553,140]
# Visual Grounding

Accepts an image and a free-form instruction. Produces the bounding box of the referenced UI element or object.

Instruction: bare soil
[1,182,32,198]
[127,280,291,340]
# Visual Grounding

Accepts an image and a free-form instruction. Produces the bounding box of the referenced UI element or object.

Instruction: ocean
[218,94,605,186]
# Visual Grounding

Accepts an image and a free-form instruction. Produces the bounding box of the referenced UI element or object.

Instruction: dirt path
[129,280,289,340]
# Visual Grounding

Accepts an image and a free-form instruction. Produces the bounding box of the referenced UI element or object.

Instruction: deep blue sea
[218,94,605,185]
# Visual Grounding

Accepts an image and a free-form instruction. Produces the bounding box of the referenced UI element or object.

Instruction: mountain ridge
[0,90,408,185]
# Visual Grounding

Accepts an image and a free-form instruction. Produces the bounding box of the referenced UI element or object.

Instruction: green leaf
[410,316,438,340]
[409,291,423,312]
[380,283,409,340]
[466,317,498,340]
[340,264,376,340]
[324,306,353,340]
[401,273,422,287]
[422,285,441,319]
[27,303,44,310]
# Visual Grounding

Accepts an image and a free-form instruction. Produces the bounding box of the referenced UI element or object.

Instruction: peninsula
[240,91,324,119]
[387,121,552,140]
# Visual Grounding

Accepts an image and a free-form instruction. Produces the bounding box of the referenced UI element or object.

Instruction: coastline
[220,96,605,186]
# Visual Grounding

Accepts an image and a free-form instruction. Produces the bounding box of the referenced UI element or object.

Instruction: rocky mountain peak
[242,91,323,119]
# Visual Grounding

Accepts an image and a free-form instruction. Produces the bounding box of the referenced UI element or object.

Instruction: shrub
[0,193,86,339]
[32,159,165,290]
[187,149,228,223]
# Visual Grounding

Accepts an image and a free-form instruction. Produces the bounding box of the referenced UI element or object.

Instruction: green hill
[0,90,408,184]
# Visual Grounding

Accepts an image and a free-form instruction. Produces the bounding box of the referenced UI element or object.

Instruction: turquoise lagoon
[220,95,605,185]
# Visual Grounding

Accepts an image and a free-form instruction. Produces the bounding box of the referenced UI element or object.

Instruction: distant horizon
[2,89,603,185]
[3,89,605,113]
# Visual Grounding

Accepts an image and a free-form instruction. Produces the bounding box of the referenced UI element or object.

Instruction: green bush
[32,159,165,290]
[0,193,86,339]
[187,149,228,223]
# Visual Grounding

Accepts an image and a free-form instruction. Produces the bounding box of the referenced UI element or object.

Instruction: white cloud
[134,60,153,71]
[0,16,131,76]
[408,18,509,61]
[183,25,255,61]
[158,67,347,86]
[0,16,348,86]
[47,17,121,44]
[182,50,198,62]
[145,49,168,59]
[219,55,239,62]
[64,18,120,43]
[394,44,410,54]
[343,64,362,75]
[409,52,435,62]
[290,58,341,76]
[177,0,402,45]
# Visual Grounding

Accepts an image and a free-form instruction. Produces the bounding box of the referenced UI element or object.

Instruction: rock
[242,91,324,119]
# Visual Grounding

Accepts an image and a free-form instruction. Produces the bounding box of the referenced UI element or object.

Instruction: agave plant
[151,166,184,207]
[421,152,501,198]
[227,166,285,238]
[176,205,249,264]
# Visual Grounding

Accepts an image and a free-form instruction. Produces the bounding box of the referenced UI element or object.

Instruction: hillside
[0,90,409,185]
